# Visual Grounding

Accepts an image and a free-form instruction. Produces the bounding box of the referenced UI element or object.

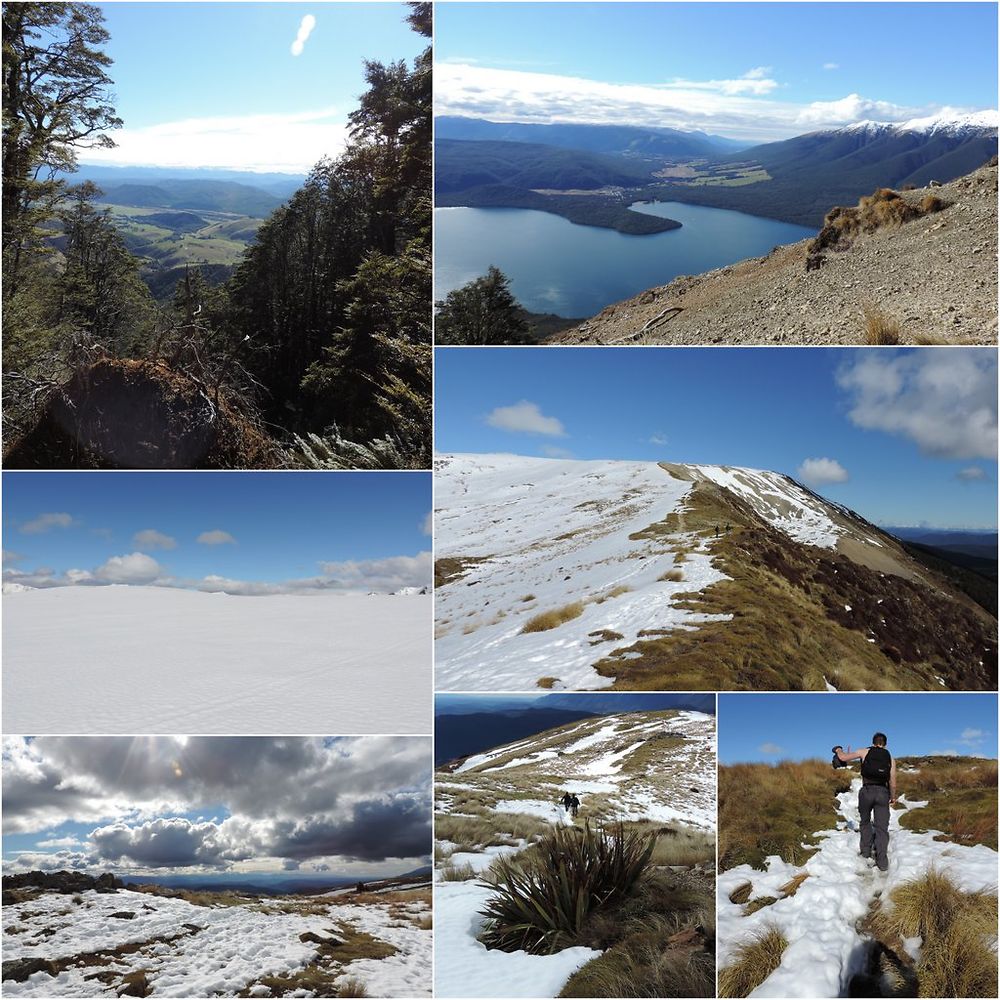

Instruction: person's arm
[889,759,897,804]
[835,745,866,763]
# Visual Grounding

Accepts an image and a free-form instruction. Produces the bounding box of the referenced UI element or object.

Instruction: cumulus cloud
[486,400,566,436]
[20,512,74,535]
[797,457,849,486]
[758,742,784,755]
[956,466,987,482]
[316,552,432,592]
[836,350,998,460]
[133,529,177,551]
[434,63,951,142]
[290,14,316,57]
[78,106,347,174]
[94,553,162,585]
[3,736,432,875]
[197,530,236,546]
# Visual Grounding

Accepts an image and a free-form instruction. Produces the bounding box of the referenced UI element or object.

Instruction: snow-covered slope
[435,709,716,998]
[838,109,999,138]
[441,709,716,830]
[717,775,998,998]
[2,587,431,733]
[2,886,431,997]
[434,454,966,692]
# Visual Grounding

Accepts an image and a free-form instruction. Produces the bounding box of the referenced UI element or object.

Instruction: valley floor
[2,588,431,734]
[716,776,999,998]
[2,885,431,998]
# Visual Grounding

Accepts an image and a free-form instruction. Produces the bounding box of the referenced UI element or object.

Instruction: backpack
[861,746,891,785]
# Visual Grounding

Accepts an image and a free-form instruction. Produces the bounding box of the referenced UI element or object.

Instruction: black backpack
[861,746,891,785]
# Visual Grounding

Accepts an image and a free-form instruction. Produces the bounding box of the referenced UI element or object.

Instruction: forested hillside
[2,1,431,469]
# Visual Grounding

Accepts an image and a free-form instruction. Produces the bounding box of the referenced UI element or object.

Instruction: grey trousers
[858,783,890,871]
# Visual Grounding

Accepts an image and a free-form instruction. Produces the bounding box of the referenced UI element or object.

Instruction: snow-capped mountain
[434,455,996,693]
[838,109,999,137]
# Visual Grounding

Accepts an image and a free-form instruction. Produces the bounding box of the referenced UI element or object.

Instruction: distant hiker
[569,794,580,818]
[725,522,731,533]
[714,524,719,538]
[561,791,573,814]
[834,733,897,872]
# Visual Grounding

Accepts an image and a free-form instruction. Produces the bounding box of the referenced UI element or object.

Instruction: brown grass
[522,601,586,633]
[718,924,788,998]
[536,676,558,689]
[593,585,632,603]
[728,882,752,905]
[862,303,901,345]
[778,872,809,897]
[659,569,685,582]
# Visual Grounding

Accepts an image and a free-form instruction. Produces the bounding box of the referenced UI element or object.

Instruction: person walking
[834,733,897,871]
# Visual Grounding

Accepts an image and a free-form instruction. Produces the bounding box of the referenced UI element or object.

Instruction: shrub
[522,601,586,633]
[479,823,655,954]
[718,924,788,997]
[920,194,945,214]
[439,862,477,882]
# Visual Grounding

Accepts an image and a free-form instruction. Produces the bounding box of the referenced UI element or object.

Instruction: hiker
[561,791,573,814]
[569,794,580,818]
[834,733,897,871]
[714,524,719,538]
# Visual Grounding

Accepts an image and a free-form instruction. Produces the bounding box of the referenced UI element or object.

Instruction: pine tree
[435,267,529,345]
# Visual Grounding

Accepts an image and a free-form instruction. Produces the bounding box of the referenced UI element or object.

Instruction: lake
[434,201,815,319]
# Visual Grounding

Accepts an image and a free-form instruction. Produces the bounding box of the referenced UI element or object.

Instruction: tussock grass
[593,585,632,603]
[336,979,369,998]
[659,569,685,582]
[520,594,536,602]
[862,304,901,345]
[919,194,944,214]
[438,862,477,882]
[521,601,586,633]
[536,676,558,689]
[719,760,851,870]
[869,869,998,999]
[896,756,998,849]
[718,924,788,998]
[728,882,752,905]
[743,895,777,915]
[778,872,809,897]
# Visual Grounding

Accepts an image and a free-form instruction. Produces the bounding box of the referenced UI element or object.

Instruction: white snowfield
[2,587,431,734]
[2,887,431,997]
[838,109,999,137]
[717,775,1000,999]
[434,454,882,690]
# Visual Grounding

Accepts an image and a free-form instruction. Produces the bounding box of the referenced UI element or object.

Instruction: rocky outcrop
[3,870,122,895]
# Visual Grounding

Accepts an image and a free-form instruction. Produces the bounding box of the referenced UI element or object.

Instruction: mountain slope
[554,162,998,344]
[434,455,997,692]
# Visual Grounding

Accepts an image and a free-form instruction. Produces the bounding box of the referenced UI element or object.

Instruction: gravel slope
[553,164,997,345]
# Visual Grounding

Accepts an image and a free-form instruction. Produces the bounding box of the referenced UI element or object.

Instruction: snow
[836,110,999,137]
[2,587,431,733]
[434,879,601,998]
[2,887,431,997]
[434,454,730,690]
[717,777,999,998]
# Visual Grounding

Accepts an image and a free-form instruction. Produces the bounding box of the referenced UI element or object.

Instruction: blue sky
[436,3,998,141]
[3,472,432,594]
[78,3,423,172]
[434,347,998,530]
[719,693,998,763]
[3,736,432,878]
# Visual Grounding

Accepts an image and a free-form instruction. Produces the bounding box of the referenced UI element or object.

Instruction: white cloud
[79,106,347,174]
[823,62,840,71]
[421,512,432,536]
[3,550,22,565]
[836,349,998,460]
[541,445,574,459]
[65,569,94,584]
[758,742,784,755]
[290,14,316,57]
[133,529,177,551]
[434,63,947,142]
[316,552,433,593]
[649,433,668,446]
[957,466,987,482]
[36,836,83,849]
[797,457,849,486]
[197,530,236,546]
[20,512,74,535]
[486,400,566,436]
[94,553,162,585]
[960,727,986,746]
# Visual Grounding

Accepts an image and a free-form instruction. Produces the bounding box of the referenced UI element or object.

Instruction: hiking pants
[858,783,890,871]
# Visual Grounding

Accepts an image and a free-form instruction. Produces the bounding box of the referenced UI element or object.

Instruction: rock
[299,931,343,947]
[3,958,59,982]
[109,911,136,920]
